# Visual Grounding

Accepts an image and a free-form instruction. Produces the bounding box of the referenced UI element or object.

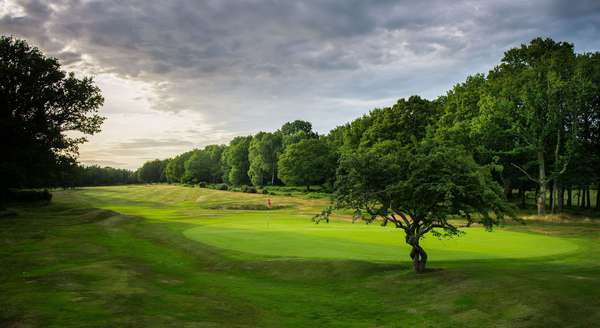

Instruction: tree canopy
[278,138,336,190]
[0,36,104,193]
[137,159,169,183]
[182,145,225,184]
[248,132,282,186]
[222,136,252,186]
[316,140,515,273]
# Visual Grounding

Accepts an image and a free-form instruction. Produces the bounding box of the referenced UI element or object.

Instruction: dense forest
[2,36,599,215]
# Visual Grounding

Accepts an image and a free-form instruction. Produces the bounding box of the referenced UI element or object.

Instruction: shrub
[215,183,229,191]
[241,185,257,193]
[198,181,207,188]
[261,189,269,194]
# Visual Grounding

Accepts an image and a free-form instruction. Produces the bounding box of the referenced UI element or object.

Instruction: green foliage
[0,36,104,190]
[326,142,515,272]
[240,185,257,193]
[277,138,337,188]
[214,183,229,191]
[165,151,194,183]
[222,136,252,186]
[477,38,587,214]
[248,132,282,186]
[360,96,440,148]
[137,159,169,183]
[279,120,318,148]
[327,96,439,155]
[71,165,136,186]
[182,145,225,184]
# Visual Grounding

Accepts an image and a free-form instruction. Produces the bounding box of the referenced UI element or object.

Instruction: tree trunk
[537,150,546,215]
[550,181,556,213]
[271,160,276,186]
[551,128,562,214]
[596,185,599,210]
[558,184,564,213]
[586,186,591,209]
[406,233,427,273]
[519,188,526,208]
[410,244,427,273]
[504,180,512,200]
[567,187,572,208]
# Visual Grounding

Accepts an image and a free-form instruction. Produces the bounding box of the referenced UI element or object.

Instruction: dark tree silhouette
[1,36,104,197]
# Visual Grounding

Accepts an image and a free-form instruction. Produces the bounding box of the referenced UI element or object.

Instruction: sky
[2,0,600,169]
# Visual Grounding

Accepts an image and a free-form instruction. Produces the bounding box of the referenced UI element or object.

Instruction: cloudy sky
[2,0,600,169]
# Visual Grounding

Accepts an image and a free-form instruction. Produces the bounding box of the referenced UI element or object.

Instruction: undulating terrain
[1,185,599,327]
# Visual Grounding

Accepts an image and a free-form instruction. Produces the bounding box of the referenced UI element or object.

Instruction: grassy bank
[1,185,599,327]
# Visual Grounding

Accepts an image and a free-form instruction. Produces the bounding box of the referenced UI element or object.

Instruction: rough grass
[1,184,599,327]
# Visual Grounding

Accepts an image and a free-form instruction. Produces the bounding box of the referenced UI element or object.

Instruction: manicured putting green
[183,216,579,262]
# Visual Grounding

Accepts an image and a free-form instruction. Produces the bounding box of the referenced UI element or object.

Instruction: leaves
[1,36,104,189]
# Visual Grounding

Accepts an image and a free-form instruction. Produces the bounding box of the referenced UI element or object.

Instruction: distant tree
[248,132,282,186]
[71,165,137,186]
[222,136,252,186]
[359,96,439,148]
[326,114,373,154]
[182,145,225,184]
[481,38,582,214]
[325,96,438,154]
[279,120,318,148]
[137,159,168,183]
[434,74,533,202]
[0,36,104,194]
[278,138,337,190]
[165,151,194,183]
[280,120,314,136]
[316,142,514,273]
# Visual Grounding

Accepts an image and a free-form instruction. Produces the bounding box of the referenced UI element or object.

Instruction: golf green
[183,216,579,262]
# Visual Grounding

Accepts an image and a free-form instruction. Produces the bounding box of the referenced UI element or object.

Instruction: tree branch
[511,163,540,184]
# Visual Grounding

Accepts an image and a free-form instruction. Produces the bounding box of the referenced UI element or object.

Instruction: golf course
[1,184,598,327]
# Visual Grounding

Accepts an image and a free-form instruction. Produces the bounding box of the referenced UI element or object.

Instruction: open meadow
[1,184,599,327]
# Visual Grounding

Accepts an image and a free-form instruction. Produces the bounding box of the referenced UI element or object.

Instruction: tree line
[149,120,334,191]
[134,38,598,215]
[2,35,599,215]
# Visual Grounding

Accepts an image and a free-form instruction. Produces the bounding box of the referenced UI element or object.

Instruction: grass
[1,184,599,327]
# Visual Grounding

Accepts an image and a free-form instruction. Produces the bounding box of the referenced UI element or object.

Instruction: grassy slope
[0,184,599,327]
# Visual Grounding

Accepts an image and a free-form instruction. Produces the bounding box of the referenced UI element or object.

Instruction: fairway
[71,184,579,262]
[2,185,599,327]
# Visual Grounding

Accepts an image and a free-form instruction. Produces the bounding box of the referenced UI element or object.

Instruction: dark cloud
[2,0,600,167]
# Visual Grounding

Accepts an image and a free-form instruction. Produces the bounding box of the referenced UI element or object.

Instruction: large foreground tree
[316,142,515,273]
[0,36,104,193]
